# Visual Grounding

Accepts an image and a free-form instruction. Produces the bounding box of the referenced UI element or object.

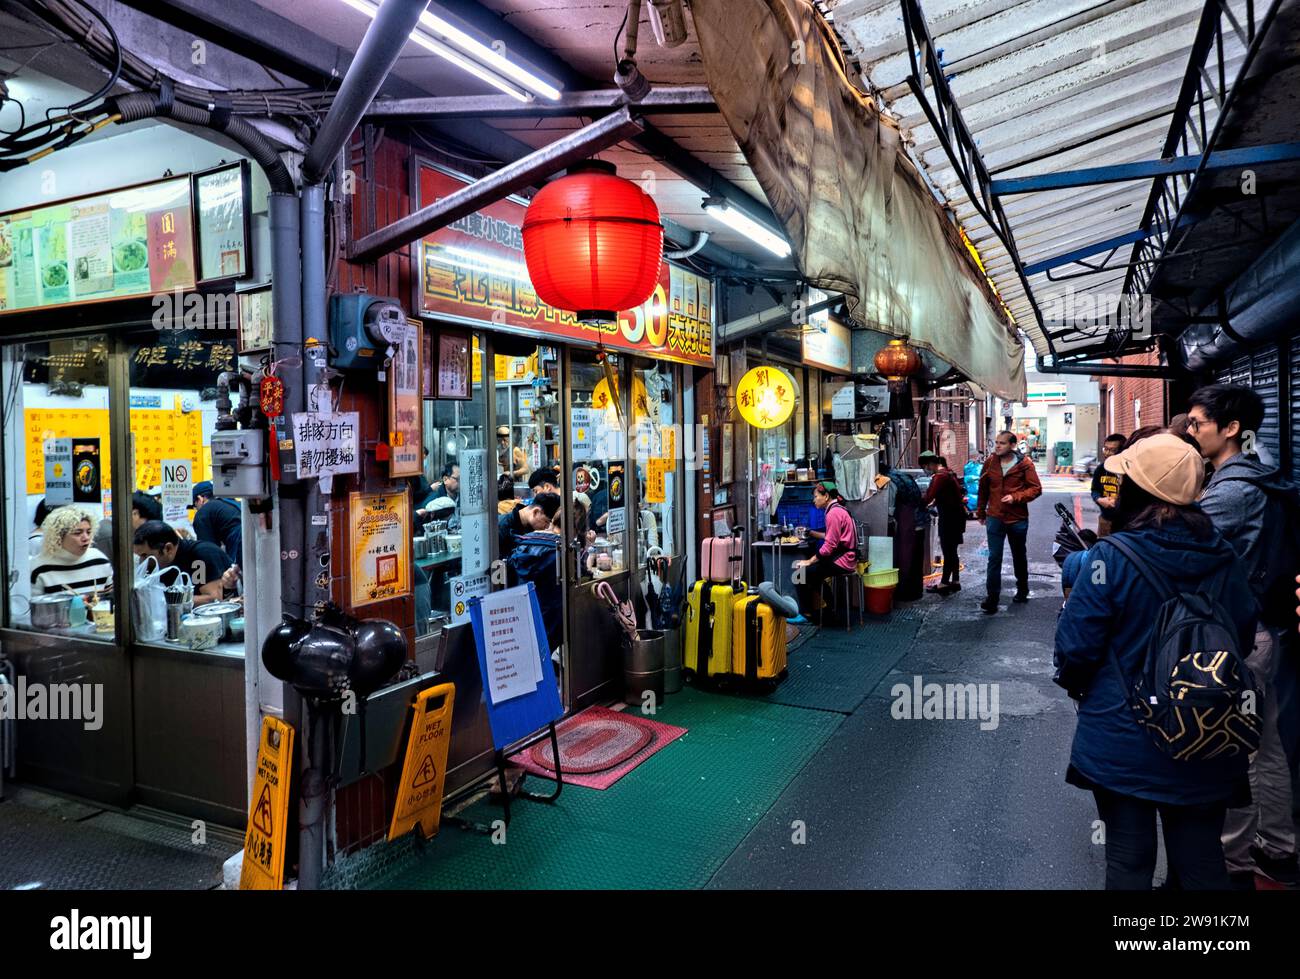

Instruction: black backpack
[1215,471,1300,628]
[1105,536,1262,762]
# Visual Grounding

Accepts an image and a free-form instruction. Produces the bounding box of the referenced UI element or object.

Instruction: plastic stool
[822,573,863,632]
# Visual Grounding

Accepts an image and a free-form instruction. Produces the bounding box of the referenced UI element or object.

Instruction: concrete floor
[708,475,1112,888]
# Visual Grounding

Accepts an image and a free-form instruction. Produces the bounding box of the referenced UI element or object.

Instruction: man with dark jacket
[191,481,241,566]
[976,431,1043,614]
[1091,433,1125,536]
[497,492,562,561]
[1189,383,1299,888]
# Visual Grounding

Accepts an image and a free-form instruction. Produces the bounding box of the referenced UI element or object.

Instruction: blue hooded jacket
[507,531,563,652]
[1054,514,1257,805]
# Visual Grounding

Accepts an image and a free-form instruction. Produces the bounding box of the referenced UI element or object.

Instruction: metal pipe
[349,107,647,262]
[270,193,305,618]
[297,705,331,891]
[665,231,710,260]
[718,294,839,342]
[365,86,716,120]
[300,184,332,619]
[301,0,429,185]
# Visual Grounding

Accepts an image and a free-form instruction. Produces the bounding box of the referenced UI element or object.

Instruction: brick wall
[1097,350,1168,441]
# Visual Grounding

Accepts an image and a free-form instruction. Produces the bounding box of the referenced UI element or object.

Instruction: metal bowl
[199,602,242,641]
[31,594,73,629]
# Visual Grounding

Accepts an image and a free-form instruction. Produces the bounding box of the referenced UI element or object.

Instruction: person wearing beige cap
[1054,431,1259,890]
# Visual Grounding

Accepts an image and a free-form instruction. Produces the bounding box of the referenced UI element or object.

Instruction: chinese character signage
[0,176,197,314]
[417,161,713,368]
[349,490,412,607]
[389,320,423,477]
[736,365,796,429]
[293,411,360,481]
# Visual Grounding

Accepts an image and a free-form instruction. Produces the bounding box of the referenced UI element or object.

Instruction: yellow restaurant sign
[735,365,796,429]
[349,489,412,607]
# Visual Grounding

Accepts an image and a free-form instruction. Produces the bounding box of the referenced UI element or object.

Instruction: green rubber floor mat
[741,611,924,715]
[363,687,842,890]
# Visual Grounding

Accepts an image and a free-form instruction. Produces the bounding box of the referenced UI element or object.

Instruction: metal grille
[1292,334,1300,482]
[1250,346,1281,465]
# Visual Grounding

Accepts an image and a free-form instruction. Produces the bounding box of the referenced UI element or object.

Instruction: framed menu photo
[193,161,251,283]
[237,283,273,353]
[435,327,471,400]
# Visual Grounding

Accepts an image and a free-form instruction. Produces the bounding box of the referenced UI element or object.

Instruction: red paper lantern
[873,338,922,380]
[522,160,664,323]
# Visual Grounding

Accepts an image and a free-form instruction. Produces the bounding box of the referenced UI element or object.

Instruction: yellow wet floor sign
[389,683,456,841]
[240,716,295,890]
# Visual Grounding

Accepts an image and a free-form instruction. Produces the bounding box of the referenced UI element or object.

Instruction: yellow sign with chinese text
[240,715,295,890]
[349,489,412,607]
[735,366,796,429]
[646,457,667,504]
[388,683,456,841]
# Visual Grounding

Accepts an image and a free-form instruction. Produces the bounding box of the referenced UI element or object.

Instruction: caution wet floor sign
[389,683,455,841]
[240,716,295,890]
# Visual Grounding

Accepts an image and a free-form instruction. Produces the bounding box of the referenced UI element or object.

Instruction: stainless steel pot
[202,602,243,642]
[31,594,73,629]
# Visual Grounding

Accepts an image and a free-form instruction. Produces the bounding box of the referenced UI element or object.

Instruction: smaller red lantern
[873,338,922,420]
[522,160,664,324]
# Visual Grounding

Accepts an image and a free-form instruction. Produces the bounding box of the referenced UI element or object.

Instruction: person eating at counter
[498,493,562,561]
[132,520,230,607]
[31,505,114,601]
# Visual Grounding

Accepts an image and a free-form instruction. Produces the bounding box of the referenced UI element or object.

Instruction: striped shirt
[31,547,114,600]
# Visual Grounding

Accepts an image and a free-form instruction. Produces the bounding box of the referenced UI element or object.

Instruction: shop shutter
[1250,347,1281,467]
[1292,334,1300,483]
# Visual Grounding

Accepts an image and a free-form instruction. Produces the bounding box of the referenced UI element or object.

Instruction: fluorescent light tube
[702,197,792,258]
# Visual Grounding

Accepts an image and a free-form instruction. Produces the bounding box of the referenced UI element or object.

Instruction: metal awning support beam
[1022,215,1204,276]
[992,142,1300,196]
[1041,362,1177,379]
[718,294,841,343]
[366,86,716,119]
[349,107,645,263]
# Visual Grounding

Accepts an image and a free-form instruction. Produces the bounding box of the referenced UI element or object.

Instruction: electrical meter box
[329,293,406,370]
[211,428,266,498]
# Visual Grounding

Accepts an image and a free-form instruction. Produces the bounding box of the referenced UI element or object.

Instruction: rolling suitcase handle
[730,524,746,593]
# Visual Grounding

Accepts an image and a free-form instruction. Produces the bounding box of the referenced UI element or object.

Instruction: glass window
[569,349,627,579]
[127,328,240,650]
[3,335,117,642]
[632,358,679,559]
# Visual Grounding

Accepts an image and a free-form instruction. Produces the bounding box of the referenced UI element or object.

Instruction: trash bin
[624,629,665,706]
[662,625,683,694]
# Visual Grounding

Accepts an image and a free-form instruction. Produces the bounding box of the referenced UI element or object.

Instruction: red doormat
[508,706,687,790]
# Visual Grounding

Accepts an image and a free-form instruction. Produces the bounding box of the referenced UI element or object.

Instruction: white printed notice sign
[478,586,541,706]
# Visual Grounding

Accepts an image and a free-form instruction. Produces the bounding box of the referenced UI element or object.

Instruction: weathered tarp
[691,0,1027,401]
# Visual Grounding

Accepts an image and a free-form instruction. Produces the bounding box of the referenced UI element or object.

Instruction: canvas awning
[690,0,1027,401]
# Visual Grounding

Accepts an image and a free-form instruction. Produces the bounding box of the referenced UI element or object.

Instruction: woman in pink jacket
[793,481,857,625]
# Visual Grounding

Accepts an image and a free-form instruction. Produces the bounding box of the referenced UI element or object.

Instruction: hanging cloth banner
[690,0,1027,402]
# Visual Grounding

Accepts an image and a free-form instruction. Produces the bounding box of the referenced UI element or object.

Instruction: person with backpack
[920,451,966,594]
[975,431,1042,613]
[1054,433,1260,890]
[1188,383,1300,888]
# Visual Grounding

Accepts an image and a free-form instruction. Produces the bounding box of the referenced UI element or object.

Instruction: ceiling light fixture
[339,0,561,103]
[701,197,792,258]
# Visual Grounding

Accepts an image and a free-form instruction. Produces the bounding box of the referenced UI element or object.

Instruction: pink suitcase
[701,527,745,584]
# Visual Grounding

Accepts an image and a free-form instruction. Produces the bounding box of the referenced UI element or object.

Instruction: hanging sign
[605,507,627,535]
[349,490,412,607]
[416,161,713,367]
[645,457,667,504]
[459,510,492,576]
[161,458,193,523]
[240,716,295,890]
[389,320,423,477]
[831,383,856,420]
[736,366,796,429]
[44,438,73,505]
[802,316,851,372]
[292,411,360,481]
[388,683,456,842]
[571,408,594,456]
[435,327,471,400]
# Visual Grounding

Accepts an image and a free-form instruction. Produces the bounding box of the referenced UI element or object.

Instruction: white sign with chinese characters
[449,573,491,626]
[460,448,488,516]
[44,438,73,504]
[292,412,360,481]
[459,510,492,576]
[479,586,542,706]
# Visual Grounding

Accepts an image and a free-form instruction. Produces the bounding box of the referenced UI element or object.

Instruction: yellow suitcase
[685,580,744,681]
[732,593,788,686]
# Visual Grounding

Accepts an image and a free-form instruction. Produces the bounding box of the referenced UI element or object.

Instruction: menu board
[0,177,196,314]
[25,405,206,495]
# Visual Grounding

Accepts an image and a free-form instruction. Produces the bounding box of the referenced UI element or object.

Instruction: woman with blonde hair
[32,505,114,600]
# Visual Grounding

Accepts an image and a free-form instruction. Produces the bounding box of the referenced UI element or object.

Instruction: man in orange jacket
[976,430,1043,614]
